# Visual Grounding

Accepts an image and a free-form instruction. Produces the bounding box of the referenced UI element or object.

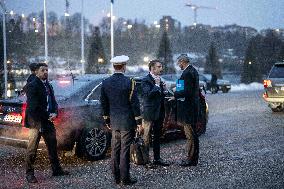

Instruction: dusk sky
[6,0,284,31]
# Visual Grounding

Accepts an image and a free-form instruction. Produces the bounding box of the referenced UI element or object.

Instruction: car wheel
[222,88,229,93]
[78,127,110,161]
[210,86,218,94]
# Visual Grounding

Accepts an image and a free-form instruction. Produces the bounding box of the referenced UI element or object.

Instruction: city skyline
[6,0,284,31]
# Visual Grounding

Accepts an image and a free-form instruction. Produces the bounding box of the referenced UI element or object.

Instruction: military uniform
[100,55,141,185]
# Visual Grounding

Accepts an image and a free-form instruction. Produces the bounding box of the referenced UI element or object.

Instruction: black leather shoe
[52,170,70,176]
[121,177,137,185]
[26,175,38,183]
[153,158,170,166]
[114,177,120,184]
[179,159,198,167]
[144,162,156,169]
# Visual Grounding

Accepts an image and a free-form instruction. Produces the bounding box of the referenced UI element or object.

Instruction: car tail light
[21,103,27,127]
[263,80,272,88]
[4,112,22,124]
[263,92,268,99]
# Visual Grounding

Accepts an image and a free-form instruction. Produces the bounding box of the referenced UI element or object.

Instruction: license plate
[281,87,284,91]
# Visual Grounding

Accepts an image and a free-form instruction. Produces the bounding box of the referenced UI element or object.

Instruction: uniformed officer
[100,55,142,186]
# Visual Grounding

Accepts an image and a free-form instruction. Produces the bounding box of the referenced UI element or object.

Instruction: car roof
[274,62,284,66]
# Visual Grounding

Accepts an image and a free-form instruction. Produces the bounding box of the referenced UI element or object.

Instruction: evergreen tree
[204,42,222,78]
[278,42,284,62]
[260,30,282,74]
[157,31,175,74]
[86,27,107,74]
[241,38,262,83]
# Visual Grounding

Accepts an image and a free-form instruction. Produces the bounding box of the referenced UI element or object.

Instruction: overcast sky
[6,0,284,31]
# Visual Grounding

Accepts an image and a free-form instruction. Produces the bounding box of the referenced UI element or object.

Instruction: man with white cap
[100,55,142,185]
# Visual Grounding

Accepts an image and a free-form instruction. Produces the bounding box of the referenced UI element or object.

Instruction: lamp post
[110,0,114,58]
[43,0,48,63]
[81,0,85,74]
[0,0,7,99]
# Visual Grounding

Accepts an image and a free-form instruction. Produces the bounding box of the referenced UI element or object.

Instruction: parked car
[0,74,209,162]
[262,62,284,112]
[161,74,207,93]
[199,73,231,93]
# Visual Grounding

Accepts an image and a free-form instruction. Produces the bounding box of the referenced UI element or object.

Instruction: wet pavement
[0,90,283,189]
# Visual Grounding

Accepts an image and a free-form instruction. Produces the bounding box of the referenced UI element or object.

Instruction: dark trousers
[111,130,133,181]
[25,125,61,175]
[183,123,199,162]
[143,119,163,161]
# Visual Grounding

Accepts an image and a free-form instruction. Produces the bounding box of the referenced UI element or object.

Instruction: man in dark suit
[22,63,38,93]
[141,59,169,167]
[100,55,142,186]
[25,63,68,183]
[169,54,200,166]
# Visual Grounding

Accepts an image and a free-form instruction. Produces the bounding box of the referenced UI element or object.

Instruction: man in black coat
[22,63,38,93]
[170,54,200,166]
[25,63,68,183]
[141,59,169,167]
[100,55,142,186]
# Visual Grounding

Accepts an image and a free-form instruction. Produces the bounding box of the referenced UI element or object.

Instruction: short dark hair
[113,64,124,70]
[29,63,38,72]
[148,59,161,71]
[177,54,190,63]
[35,62,48,70]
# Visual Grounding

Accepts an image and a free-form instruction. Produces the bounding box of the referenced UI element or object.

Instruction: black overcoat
[174,65,200,125]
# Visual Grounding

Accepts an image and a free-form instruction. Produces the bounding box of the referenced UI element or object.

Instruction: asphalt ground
[0,90,283,189]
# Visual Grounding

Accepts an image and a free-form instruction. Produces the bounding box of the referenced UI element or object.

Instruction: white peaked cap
[110,55,129,65]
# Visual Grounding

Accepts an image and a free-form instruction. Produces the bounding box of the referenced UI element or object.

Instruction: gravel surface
[0,90,283,189]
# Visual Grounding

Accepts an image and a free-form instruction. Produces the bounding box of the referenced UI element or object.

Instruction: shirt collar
[183,64,190,72]
[150,72,159,80]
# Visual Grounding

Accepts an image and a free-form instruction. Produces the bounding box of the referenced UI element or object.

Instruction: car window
[269,65,284,78]
[87,83,102,100]
[51,79,92,100]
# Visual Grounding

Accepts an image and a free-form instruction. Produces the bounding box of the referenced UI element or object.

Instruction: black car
[263,62,284,112]
[0,74,208,161]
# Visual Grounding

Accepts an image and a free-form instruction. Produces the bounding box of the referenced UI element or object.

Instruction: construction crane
[185,1,217,26]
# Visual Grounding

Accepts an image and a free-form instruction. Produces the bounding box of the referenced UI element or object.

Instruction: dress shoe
[153,158,170,166]
[114,178,120,185]
[52,170,70,176]
[121,177,137,185]
[114,176,120,184]
[26,175,38,183]
[179,159,198,167]
[144,162,156,169]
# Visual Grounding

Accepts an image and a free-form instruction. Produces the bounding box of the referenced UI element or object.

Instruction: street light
[98,58,104,64]
[43,0,48,63]
[127,24,132,29]
[110,0,114,58]
[143,56,149,62]
[81,0,85,74]
[0,0,7,99]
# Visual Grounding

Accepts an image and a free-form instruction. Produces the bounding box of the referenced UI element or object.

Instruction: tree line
[0,11,284,97]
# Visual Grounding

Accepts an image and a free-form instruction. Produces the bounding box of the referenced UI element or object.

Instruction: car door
[84,82,104,129]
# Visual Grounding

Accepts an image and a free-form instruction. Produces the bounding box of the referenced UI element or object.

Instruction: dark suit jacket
[22,74,37,93]
[25,76,58,129]
[174,65,199,125]
[100,73,141,131]
[141,74,165,121]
